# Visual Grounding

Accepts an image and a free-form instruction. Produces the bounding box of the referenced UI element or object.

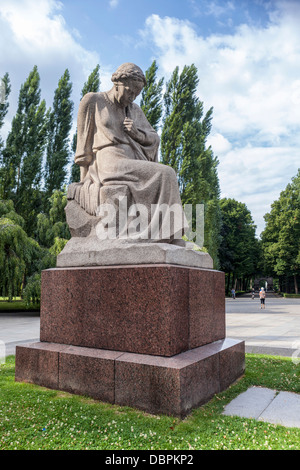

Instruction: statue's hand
[75,155,93,166]
[123,117,144,142]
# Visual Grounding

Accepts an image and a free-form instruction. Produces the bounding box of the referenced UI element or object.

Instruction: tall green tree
[262,170,300,293]
[218,198,258,294]
[140,60,164,131]
[37,188,70,248]
[161,64,221,266]
[0,73,11,198]
[44,69,73,198]
[0,217,31,300]
[81,64,100,98]
[0,73,10,146]
[3,66,48,234]
[70,65,100,183]
[0,201,49,300]
[0,199,25,228]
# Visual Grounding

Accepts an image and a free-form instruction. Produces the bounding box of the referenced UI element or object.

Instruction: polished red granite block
[40,265,189,357]
[179,351,220,414]
[40,264,225,356]
[15,338,245,417]
[188,269,225,348]
[59,346,121,402]
[212,271,226,342]
[115,349,220,417]
[15,342,67,389]
[115,355,183,415]
[115,338,244,417]
[219,339,246,391]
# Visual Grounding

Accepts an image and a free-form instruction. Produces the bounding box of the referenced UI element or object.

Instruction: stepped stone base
[15,338,245,417]
[15,263,245,417]
[56,238,214,269]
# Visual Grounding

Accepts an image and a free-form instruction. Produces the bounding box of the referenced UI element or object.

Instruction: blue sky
[0,0,300,236]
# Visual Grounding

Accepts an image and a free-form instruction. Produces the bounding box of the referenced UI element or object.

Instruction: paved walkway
[223,386,300,428]
[224,293,300,429]
[226,292,300,358]
[0,311,40,357]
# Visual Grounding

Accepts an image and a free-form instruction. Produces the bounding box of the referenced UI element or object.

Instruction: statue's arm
[123,105,160,160]
[75,93,95,168]
[123,117,148,144]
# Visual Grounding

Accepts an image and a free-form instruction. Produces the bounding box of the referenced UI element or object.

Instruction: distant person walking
[259,287,266,309]
[251,288,255,300]
[231,288,236,299]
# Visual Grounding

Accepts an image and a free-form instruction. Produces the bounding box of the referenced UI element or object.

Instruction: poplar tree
[81,64,100,98]
[44,69,73,197]
[140,60,164,131]
[218,198,258,294]
[262,170,300,294]
[161,64,221,266]
[3,66,48,234]
[0,73,11,198]
[0,73,10,146]
[70,65,100,183]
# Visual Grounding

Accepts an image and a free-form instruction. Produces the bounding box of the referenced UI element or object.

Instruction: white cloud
[207,133,231,154]
[0,0,100,137]
[0,0,98,70]
[217,144,300,236]
[141,3,300,234]
[143,10,300,144]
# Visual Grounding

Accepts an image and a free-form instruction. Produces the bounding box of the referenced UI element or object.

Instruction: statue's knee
[100,184,130,207]
[163,164,177,180]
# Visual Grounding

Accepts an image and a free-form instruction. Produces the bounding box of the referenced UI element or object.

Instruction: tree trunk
[226,272,231,295]
[294,274,298,294]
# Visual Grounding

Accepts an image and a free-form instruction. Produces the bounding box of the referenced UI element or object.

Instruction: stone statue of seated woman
[57,63,212,269]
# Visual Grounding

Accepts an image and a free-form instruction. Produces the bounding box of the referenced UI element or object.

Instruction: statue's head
[111,63,146,107]
[111,63,147,87]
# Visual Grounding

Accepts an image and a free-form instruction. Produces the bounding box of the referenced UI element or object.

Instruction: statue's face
[115,80,144,107]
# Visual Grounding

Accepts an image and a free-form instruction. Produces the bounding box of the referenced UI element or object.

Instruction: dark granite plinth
[40,265,225,357]
[15,338,245,417]
[15,263,245,416]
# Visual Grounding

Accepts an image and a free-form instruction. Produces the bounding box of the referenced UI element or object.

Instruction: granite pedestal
[15,264,245,417]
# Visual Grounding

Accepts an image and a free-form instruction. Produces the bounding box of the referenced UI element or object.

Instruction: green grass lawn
[283,294,300,298]
[0,298,39,312]
[0,354,299,450]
